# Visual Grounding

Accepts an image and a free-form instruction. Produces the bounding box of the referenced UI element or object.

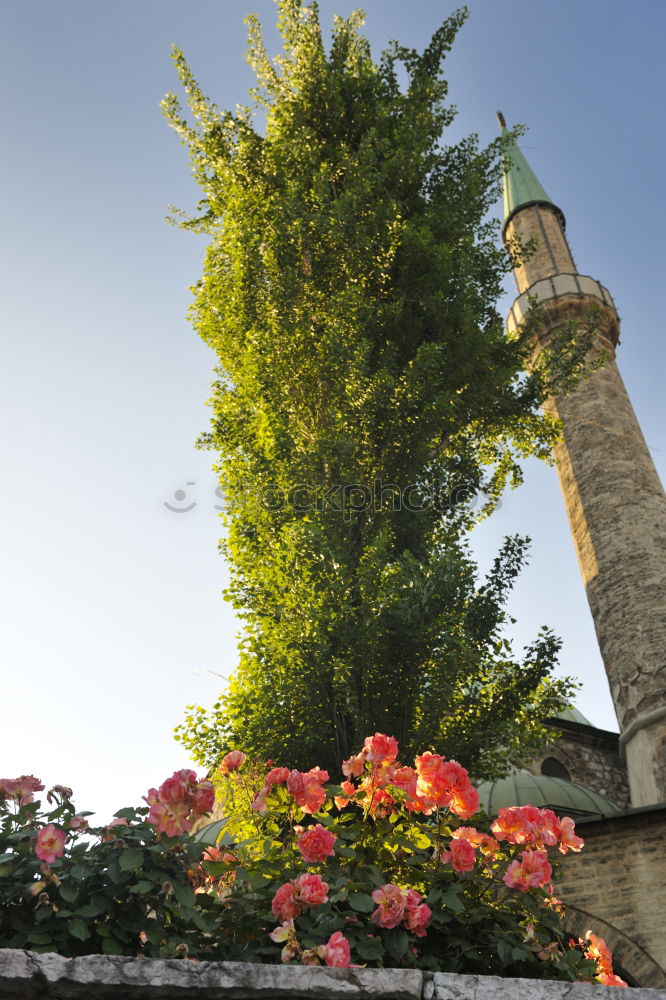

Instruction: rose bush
[0,742,626,986]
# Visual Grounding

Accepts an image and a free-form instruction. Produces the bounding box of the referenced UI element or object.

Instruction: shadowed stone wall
[524,720,630,809]
[557,807,666,987]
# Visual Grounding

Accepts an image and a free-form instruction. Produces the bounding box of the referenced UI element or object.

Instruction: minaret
[498,114,666,807]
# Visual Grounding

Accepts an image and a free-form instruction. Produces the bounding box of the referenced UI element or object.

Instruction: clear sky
[1,1,664,822]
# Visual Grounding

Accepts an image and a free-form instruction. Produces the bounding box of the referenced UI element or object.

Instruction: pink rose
[453,826,499,856]
[287,767,329,814]
[391,766,418,799]
[342,752,367,778]
[35,824,66,864]
[159,770,197,803]
[251,788,269,812]
[69,815,89,833]
[46,785,73,804]
[334,779,356,810]
[363,733,399,765]
[404,898,432,937]
[441,836,476,872]
[272,882,301,922]
[503,849,552,891]
[440,760,478,819]
[321,931,351,967]
[265,766,290,787]
[193,780,215,816]
[148,798,192,837]
[297,824,336,865]
[370,883,408,929]
[294,872,329,907]
[219,751,247,775]
[597,973,628,988]
[0,775,44,806]
[558,816,584,854]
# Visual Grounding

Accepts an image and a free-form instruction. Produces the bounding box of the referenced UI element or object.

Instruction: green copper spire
[497,112,565,234]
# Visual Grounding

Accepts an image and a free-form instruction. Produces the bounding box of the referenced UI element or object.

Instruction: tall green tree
[165,1,580,778]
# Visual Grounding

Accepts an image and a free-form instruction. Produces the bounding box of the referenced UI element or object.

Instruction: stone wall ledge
[2,950,666,1000]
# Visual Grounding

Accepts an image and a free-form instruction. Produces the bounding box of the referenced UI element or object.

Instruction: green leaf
[102,936,124,955]
[67,917,91,942]
[129,880,156,895]
[355,935,384,961]
[119,848,144,871]
[497,939,513,965]
[172,882,195,908]
[384,928,409,962]
[75,898,107,919]
[442,890,464,914]
[28,932,55,945]
[58,883,79,904]
[512,945,532,962]
[348,892,375,913]
[192,818,230,845]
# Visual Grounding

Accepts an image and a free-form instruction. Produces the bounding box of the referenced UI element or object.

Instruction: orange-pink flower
[334,779,356,810]
[363,733,399,765]
[342,753,366,778]
[265,766,290,787]
[297,824,336,865]
[272,882,301,922]
[503,849,552,890]
[558,816,584,854]
[193,780,215,815]
[453,826,499,856]
[583,931,627,987]
[413,754,478,817]
[287,767,329,814]
[321,931,351,967]
[219,751,246,775]
[390,766,418,799]
[370,883,408,929]
[272,873,329,922]
[441,836,476,872]
[403,890,432,937]
[148,798,192,837]
[144,770,213,836]
[35,824,66,864]
[0,775,44,805]
[294,873,329,907]
[159,769,197,802]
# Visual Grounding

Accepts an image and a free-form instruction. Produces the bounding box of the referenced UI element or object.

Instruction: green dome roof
[553,706,593,727]
[476,774,621,820]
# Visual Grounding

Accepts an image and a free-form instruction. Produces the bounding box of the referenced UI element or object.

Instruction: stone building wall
[557,807,666,987]
[524,720,630,809]
[505,204,576,292]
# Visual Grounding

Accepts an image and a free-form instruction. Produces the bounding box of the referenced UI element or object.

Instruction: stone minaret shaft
[500,119,666,806]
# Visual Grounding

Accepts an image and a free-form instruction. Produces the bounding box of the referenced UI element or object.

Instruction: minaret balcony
[507,273,619,345]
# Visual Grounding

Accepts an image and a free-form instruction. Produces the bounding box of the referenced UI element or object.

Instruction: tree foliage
[164,2,581,777]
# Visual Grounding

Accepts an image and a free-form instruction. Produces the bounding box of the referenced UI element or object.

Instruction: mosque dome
[552,706,594,727]
[476,773,621,820]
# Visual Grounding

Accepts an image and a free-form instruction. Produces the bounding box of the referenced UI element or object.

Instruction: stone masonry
[504,201,666,807]
[2,950,666,1000]
[524,719,630,809]
[557,806,666,988]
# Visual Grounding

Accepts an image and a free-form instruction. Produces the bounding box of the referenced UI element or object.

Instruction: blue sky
[1,0,664,821]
